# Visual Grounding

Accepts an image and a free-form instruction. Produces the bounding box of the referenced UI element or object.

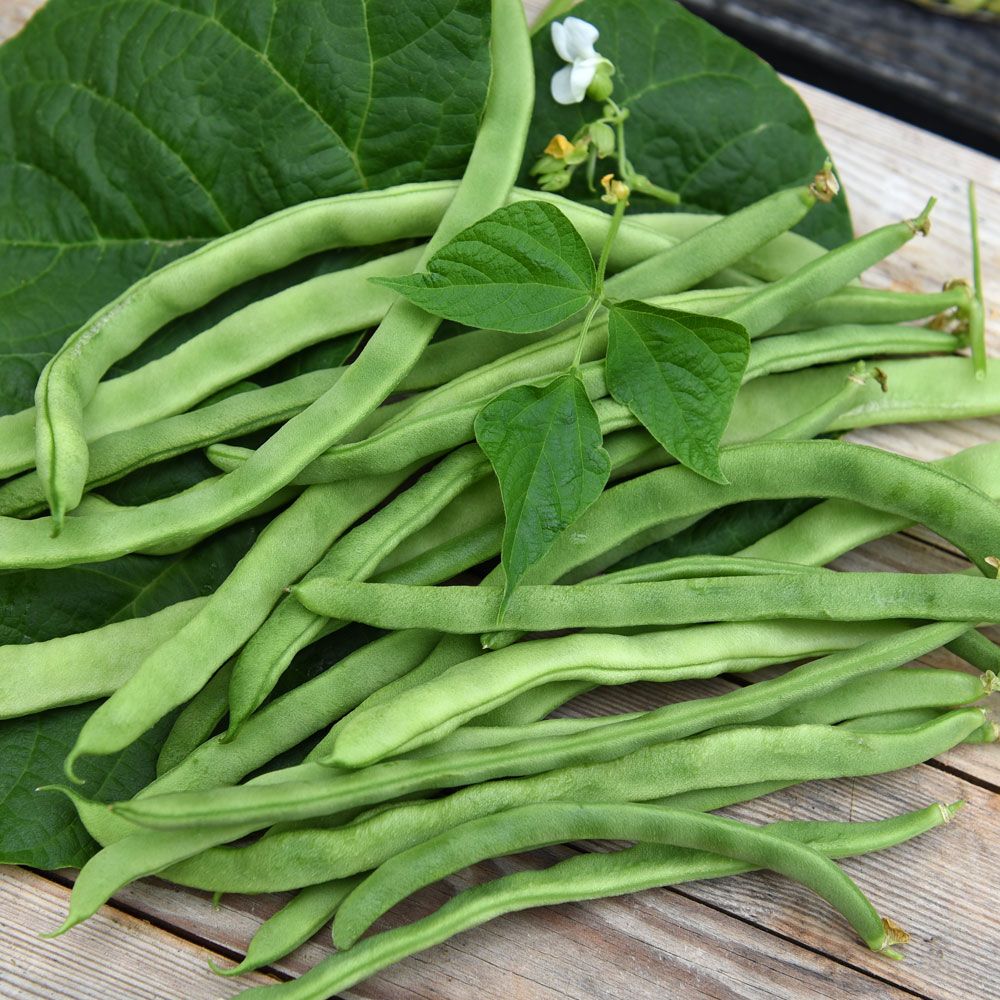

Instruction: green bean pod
[33,192,449,524]
[296,571,1000,637]
[0,598,206,719]
[333,803,906,955]
[329,620,903,764]
[233,803,953,998]
[758,667,996,727]
[601,184,816,302]
[947,629,1000,673]
[112,623,970,826]
[726,199,935,337]
[154,710,981,894]
[211,878,362,978]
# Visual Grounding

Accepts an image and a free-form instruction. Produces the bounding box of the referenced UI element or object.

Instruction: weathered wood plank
[674,0,1000,151]
[691,767,1000,1000]
[19,757,994,999]
[0,868,277,998]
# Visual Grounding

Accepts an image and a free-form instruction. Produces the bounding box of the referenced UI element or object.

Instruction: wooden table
[676,0,1000,153]
[2,3,998,998]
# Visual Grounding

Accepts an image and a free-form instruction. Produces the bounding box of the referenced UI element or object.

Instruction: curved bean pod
[329,620,901,764]
[211,878,362,978]
[0,598,205,719]
[334,803,903,954]
[740,439,1000,566]
[629,209,830,282]
[726,199,934,338]
[236,803,951,998]
[156,711,981,894]
[114,623,968,826]
[33,188,452,524]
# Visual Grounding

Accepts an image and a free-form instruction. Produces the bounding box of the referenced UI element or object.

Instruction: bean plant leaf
[523,0,852,249]
[606,301,749,483]
[475,373,610,610]
[0,0,491,415]
[374,201,598,334]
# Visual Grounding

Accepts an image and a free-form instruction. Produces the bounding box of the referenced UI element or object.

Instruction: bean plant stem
[573,196,627,370]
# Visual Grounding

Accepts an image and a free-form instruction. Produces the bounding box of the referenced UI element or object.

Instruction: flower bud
[586,61,615,102]
[587,122,616,157]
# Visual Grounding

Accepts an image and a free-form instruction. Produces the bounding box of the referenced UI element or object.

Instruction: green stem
[573,197,627,369]
[968,181,987,379]
[630,174,682,206]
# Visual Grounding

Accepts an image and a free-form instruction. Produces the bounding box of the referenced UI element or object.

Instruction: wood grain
[675,0,1000,151]
[0,868,277,998]
[2,2,998,999]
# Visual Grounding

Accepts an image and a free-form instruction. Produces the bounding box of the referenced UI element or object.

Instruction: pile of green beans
[4,0,997,994]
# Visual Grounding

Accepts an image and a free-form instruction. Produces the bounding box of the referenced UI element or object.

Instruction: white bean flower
[550,17,612,105]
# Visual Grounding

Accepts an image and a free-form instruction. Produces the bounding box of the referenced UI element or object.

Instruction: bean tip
[39,916,76,940]
[808,162,839,203]
[941,800,964,823]
[907,197,936,237]
[878,916,910,959]
[62,752,86,786]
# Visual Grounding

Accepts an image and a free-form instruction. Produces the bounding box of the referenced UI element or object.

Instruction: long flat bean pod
[113,623,969,825]
[330,620,903,764]
[333,803,904,954]
[296,571,1000,636]
[155,711,981,893]
[0,598,206,719]
[236,804,953,999]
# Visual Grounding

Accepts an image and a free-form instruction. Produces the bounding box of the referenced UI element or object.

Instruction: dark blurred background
[677,0,1000,155]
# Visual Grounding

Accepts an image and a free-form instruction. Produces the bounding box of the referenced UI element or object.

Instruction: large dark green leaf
[522,0,851,247]
[0,518,262,869]
[0,0,491,414]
